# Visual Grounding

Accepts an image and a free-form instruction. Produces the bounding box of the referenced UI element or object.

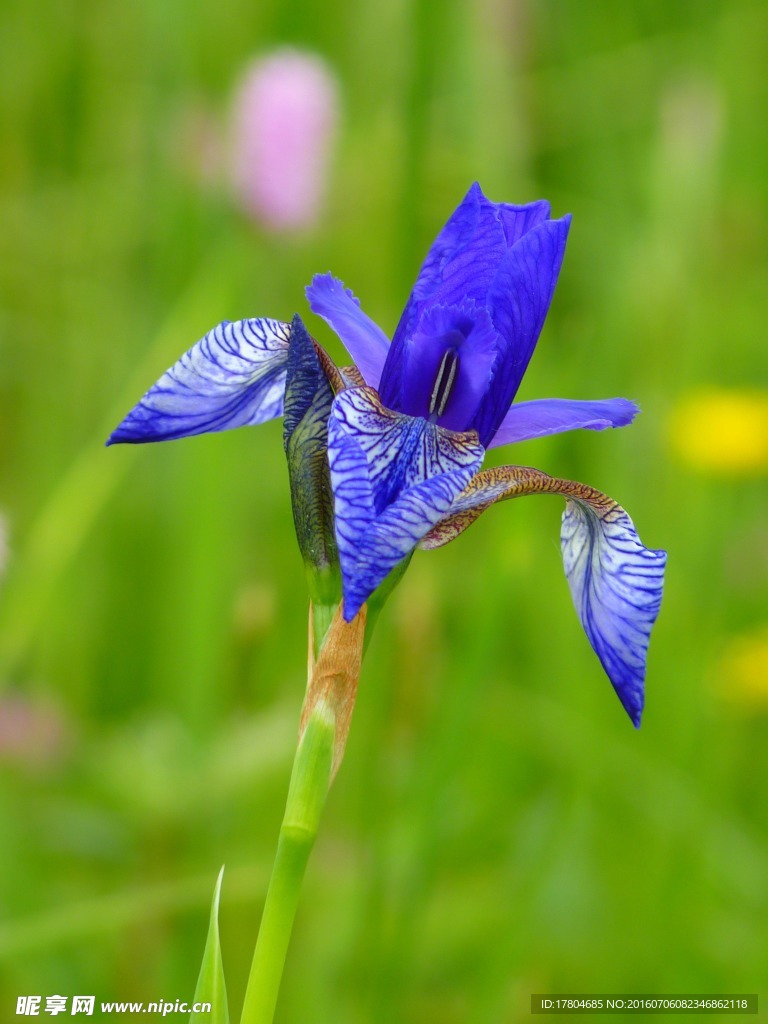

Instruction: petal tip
[620,399,641,425]
[105,419,144,446]
[306,270,332,295]
[622,691,644,728]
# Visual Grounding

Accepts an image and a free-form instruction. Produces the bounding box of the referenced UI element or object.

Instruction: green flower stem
[239,704,335,1024]
[309,600,337,663]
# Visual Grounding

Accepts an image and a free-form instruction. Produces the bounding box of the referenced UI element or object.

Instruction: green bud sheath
[283,315,342,648]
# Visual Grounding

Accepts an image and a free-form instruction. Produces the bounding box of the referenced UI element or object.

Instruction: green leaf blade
[190,867,229,1024]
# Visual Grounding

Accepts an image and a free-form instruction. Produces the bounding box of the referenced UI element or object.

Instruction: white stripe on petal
[108,318,291,444]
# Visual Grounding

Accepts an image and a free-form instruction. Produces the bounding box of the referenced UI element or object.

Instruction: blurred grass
[1,0,767,1020]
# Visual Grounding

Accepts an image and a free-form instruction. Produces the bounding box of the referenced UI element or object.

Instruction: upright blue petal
[488,397,639,448]
[496,198,552,245]
[419,466,666,726]
[378,185,569,441]
[380,184,505,409]
[470,215,571,445]
[327,387,484,619]
[107,318,291,444]
[391,184,552,345]
[305,274,390,389]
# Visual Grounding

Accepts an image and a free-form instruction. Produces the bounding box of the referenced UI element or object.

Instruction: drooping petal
[107,318,291,445]
[470,215,572,445]
[421,466,666,726]
[328,387,484,619]
[561,497,665,727]
[305,273,390,389]
[488,397,639,448]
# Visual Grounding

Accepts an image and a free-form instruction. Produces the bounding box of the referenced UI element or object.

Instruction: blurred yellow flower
[716,628,768,709]
[668,389,768,475]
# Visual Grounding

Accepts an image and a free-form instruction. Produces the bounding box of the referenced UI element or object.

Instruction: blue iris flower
[109,183,665,726]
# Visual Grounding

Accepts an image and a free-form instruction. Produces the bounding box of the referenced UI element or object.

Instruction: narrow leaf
[190,867,229,1024]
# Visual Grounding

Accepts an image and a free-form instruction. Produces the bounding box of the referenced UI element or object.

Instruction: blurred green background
[1,0,766,1019]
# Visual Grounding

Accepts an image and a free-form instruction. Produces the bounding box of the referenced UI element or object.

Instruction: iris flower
[109,183,665,726]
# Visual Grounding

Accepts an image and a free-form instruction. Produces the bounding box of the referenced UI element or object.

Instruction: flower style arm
[107,318,291,444]
[421,466,666,726]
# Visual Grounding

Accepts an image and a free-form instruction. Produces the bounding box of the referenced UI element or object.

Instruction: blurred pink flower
[230,49,340,232]
[0,695,68,769]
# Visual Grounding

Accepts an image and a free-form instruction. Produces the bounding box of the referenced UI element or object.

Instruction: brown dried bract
[301,603,367,781]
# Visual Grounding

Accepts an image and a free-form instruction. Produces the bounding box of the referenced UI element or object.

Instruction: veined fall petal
[421,466,666,726]
[328,387,484,620]
[108,318,291,445]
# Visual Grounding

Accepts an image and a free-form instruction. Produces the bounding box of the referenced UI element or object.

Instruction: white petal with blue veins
[561,495,666,727]
[420,466,665,725]
[108,318,291,444]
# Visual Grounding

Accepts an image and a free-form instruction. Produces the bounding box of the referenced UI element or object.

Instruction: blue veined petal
[561,492,666,728]
[488,397,639,448]
[107,318,291,444]
[395,185,551,337]
[496,198,552,246]
[305,273,390,389]
[328,387,484,620]
[420,466,666,726]
[471,216,571,446]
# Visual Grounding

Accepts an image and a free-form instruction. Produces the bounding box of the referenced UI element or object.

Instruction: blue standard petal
[472,215,571,445]
[107,318,291,444]
[328,387,484,619]
[377,184,571,447]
